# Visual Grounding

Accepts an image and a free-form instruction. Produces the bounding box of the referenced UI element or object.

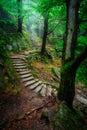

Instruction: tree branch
[72,46,87,71]
[47,23,59,35]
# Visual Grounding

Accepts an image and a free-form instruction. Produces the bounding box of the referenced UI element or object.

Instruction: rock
[40,85,46,96]
[20,73,32,78]
[22,76,34,82]
[24,79,39,87]
[19,70,31,75]
[29,81,42,90]
[34,84,42,92]
[76,95,87,105]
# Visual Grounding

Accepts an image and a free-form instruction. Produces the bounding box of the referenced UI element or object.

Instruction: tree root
[11,97,55,122]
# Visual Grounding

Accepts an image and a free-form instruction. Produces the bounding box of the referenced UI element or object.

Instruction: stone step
[13,63,25,66]
[10,57,25,61]
[10,57,23,60]
[12,60,24,64]
[46,86,52,96]
[19,70,31,75]
[14,65,27,69]
[76,95,87,105]
[29,81,42,90]
[16,68,29,72]
[20,73,32,78]
[24,79,39,87]
[24,50,37,55]
[10,55,24,59]
[11,58,23,60]
[34,84,43,93]
[22,76,34,82]
[40,84,46,96]
[52,89,57,96]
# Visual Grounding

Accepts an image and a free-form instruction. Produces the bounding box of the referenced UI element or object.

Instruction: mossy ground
[53,102,87,130]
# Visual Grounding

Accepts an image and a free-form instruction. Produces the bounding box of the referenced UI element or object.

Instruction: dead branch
[14,97,55,121]
[26,97,55,115]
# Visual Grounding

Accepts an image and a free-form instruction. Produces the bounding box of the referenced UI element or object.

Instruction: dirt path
[0,53,87,130]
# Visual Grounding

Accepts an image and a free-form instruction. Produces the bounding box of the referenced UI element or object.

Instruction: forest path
[0,52,87,130]
[9,52,56,97]
[9,51,87,106]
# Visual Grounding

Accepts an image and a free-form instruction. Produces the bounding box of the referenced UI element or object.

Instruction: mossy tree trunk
[58,47,87,108]
[62,0,80,63]
[58,0,81,108]
[17,0,23,33]
[41,13,49,55]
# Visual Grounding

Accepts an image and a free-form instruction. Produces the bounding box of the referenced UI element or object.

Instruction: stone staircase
[10,54,56,97]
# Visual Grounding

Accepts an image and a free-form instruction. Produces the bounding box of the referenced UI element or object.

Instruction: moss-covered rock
[53,102,86,130]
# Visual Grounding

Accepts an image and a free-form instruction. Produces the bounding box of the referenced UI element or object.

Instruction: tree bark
[58,47,87,108]
[41,13,48,55]
[17,0,23,33]
[58,0,81,108]
[62,0,80,64]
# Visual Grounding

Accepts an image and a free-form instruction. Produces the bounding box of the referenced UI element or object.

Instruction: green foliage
[0,40,5,46]
[0,0,17,25]
[76,59,87,87]
[0,30,31,53]
[52,67,60,79]
[0,42,8,60]
[50,37,63,52]
[25,51,39,68]
[5,58,19,83]
[79,0,87,21]
[53,102,85,130]
[36,0,64,15]
[42,111,48,117]
[76,36,87,54]
[40,56,49,63]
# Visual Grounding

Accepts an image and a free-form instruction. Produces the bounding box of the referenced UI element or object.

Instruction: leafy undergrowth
[25,51,61,88]
[0,49,87,130]
[3,57,21,94]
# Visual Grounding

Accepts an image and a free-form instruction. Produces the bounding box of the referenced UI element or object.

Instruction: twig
[14,97,55,121]
[26,97,55,115]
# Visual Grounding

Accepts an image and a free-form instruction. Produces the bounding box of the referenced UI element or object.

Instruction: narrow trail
[9,51,87,106]
[0,51,87,130]
[10,51,56,97]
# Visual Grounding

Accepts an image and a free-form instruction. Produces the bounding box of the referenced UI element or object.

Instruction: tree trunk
[58,0,80,108]
[41,14,48,55]
[58,47,87,108]
[62,0,79,64]
[17,0,22,33]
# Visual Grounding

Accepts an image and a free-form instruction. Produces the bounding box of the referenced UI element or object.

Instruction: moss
[53,102,86,130]
[0,28,31,53]
[52,67,60,79]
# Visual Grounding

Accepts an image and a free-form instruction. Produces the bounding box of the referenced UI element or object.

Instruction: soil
[0,55,87,130]
[0,80,57,130]
[0,79,87,130]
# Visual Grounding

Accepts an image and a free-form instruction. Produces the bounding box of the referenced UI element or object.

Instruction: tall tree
[57,0,87,108]
[17,0,23,33]
[41,12,49,55]
[37,0,61,56]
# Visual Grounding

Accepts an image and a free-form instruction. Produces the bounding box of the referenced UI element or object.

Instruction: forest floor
[0,50,87,130]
